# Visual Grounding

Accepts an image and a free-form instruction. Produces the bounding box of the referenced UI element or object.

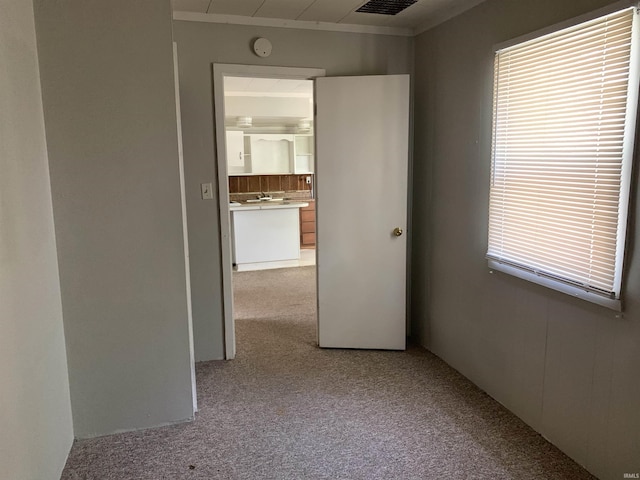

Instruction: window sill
[487,259,622,312]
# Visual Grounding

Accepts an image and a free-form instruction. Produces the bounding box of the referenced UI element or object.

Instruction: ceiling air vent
[355,0,417,15]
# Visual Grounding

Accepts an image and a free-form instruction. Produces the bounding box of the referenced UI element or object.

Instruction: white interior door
[316,75,409,350]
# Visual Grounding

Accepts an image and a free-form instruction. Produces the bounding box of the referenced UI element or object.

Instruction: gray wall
[0,0,73,477]
[172,21,414,361]
[412,1,640,479]
[33,0,194,437]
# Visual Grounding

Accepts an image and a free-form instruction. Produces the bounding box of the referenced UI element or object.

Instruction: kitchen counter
[230,200,309,211]
[230,200,309,271]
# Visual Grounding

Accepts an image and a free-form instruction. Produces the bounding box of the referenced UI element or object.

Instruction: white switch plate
[201,182,213,200]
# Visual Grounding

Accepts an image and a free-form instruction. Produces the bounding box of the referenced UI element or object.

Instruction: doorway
[214,66,411,359]
[224,76,316,272]
[213,65,326,359]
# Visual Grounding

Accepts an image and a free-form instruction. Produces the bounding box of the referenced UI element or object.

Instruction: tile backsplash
[229,174,313,202]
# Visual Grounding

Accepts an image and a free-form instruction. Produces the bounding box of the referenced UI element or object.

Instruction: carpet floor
[61,266,595,480]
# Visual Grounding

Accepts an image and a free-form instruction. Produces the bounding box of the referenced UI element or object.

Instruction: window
[487,6,640,310]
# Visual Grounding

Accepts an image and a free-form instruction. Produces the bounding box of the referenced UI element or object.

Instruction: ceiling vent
[355,0,417,15]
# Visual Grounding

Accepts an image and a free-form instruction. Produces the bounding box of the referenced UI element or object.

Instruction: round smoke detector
[253,38,272,58]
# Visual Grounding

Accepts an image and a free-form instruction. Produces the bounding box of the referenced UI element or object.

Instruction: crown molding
[173,11,415,37]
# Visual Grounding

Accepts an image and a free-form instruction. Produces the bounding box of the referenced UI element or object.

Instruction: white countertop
[229,201,309,212]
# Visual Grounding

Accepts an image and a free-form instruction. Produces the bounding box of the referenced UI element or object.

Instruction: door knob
[393,227,403,237]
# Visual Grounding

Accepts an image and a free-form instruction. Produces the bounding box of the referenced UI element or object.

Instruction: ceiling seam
[337,0,367,24]
[295,0,319,21]
[254,0,268,17]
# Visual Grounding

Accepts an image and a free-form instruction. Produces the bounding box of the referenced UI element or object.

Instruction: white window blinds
[487,7,639,309]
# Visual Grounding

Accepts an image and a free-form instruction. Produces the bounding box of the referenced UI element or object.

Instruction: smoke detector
[252,38,272,58]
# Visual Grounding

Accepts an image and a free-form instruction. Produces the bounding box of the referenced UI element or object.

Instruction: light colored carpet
[61,266,595,480]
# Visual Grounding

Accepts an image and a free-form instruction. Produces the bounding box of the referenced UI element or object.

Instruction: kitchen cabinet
[294,135,314,173]
[230,201,309,270]
[226,130,245,174]
[226,132,314,175]
[299,199,316,248]
[248,134,293,174]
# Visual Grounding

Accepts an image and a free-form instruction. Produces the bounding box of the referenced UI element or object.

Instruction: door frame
[173,43,197,412]
[212,64,325,359]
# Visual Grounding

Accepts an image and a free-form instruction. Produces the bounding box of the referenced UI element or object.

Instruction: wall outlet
[305,176,311,184]
[201,183,213,200]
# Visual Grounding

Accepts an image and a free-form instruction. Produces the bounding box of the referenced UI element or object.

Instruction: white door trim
[212,64,326,359]
[173,43,197,413]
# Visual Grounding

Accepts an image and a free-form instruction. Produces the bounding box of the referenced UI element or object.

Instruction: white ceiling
[224,77,314,127]
[224,77,313,97]
[172,0,486,35]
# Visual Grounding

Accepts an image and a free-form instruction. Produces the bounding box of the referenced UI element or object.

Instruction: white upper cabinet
[226,130,245,174]
[249,134,294,174]
[226,131,315,176]
[294,134,314,174]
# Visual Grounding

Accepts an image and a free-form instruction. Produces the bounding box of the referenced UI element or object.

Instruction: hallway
[62,266,594,479]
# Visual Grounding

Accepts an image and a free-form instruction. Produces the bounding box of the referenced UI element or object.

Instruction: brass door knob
[393,227,403,237]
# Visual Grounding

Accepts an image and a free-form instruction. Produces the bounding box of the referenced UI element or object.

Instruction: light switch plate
[201,183,213,200]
